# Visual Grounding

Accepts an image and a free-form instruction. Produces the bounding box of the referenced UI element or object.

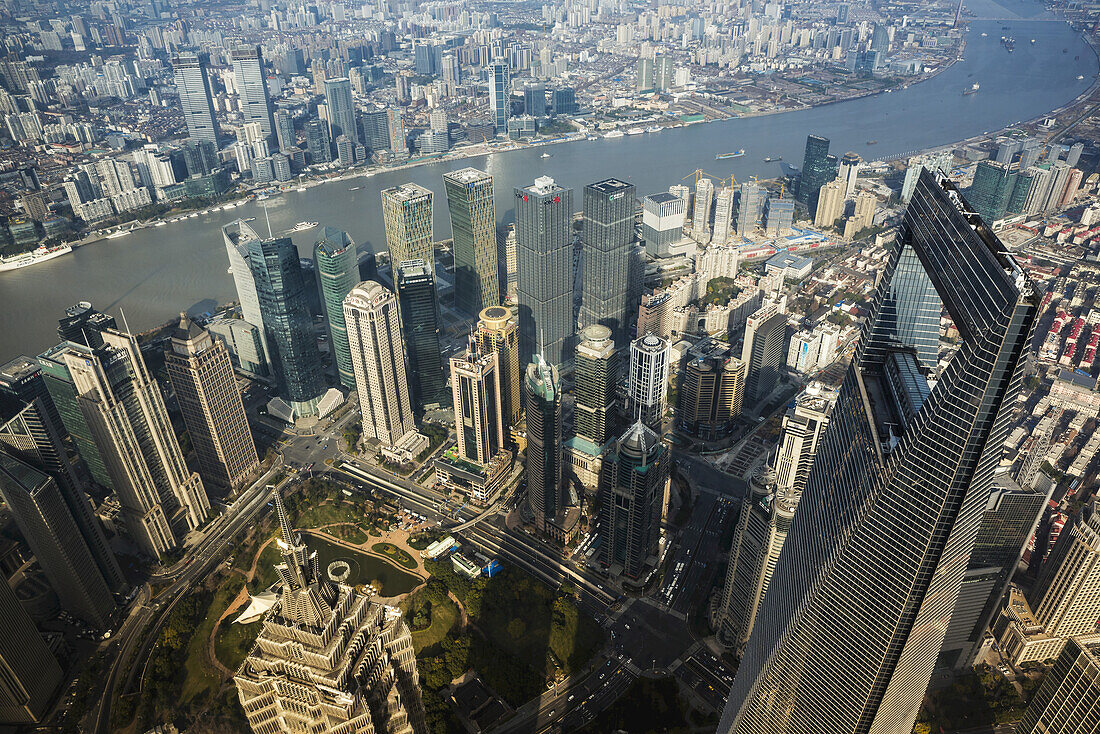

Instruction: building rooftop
[588,177,633,195]
[0,355,39,385]
[444,167,491,184]
[381,183,432,202]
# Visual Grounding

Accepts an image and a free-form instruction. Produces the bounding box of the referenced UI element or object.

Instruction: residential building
[692,177,715,239]
[719,170,1038,734]
[599,422,667,579]
[397,261,446,409]
[628,332,670,430]
[344,282,416,448]
[444,168,499,317]
[814,179,846,229]
[164,315,259,491]
[580,178,635,345]
[313,228,358,389]
[488,60,508,132]
[381,184,434,267]
[837,152,861,198]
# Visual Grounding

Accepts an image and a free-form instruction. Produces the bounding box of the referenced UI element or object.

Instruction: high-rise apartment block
[814,178,846,229]
[381,184,434,267]
[344,281,416,448]
[628,332,670,430]
[61,329,210,561]
[600,422,667,579]
[313,227,358,389]
[172,52,220,144]
[580,178,635,345]
[515,176,574,370]
[720,170,1037,734]
[444,168,499,317]
[397,261,446,409]
[235,488,427,734]
[475,307,521,429]
[164,315,259,491]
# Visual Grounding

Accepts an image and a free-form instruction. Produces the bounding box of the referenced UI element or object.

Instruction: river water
[1,8,1095,360]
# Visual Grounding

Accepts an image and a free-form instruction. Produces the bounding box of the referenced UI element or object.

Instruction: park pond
[303,532,422,597]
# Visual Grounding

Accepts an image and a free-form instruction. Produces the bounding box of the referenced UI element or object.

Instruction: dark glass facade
[579,178,635,346]
[797,134,838,217]
[313,228,357,389]
[525,358,563,533]
[396,260,446,408]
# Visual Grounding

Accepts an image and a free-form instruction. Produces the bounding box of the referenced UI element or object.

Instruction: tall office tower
[223,220,271,368]
[574,325,618,447]
[1019,410,1060,489]
[737,181,767,236]
[515,176,574,369]
[172,52,220,143]
[232,45,275,141]
[813,178,846,229]
[712,187,735,244]
[1043,161,1073,213]
[0,452,116,627]
[938,477,1050,669]
[234,488,427,734]
[444,168,499,317]
[449,348,504,466]
[398,261,446,409]
[771,386,835,494]
[642,192,686,257]
[344,282,416,448]
[676,355,746,440]
[600,421,667,579]
[628,332,670,430]
[164,315,259,491]
[523,82,546,117]
[313,227,358,389]
[838,151,862,198]
[0,576,63,725]
[1016,633,1100,734]
[249,236,327,417]
[324,77,357,145]
[381,183,434,266]
[797,134,836,215]
[387,108,407,156]
[718,170,1038,734]
[305,118,332,163]
[692,177,715,237]
[580,178,635,345]
[715,466,799,652]
[968,160,1017,223]
[488,59,509,132]
[274,109,295,152]
[740,306,787,407]
[476,307,521,428]
[62,329,210,561]
[525,356,564,535]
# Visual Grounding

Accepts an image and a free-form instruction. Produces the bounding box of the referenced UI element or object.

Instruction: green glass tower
[313,227,358,389]
[396,260,446,409]
[444,168,499,316]
[968,160,1017,223]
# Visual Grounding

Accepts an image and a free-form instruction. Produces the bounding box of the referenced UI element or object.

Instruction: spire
[272,484,296,548]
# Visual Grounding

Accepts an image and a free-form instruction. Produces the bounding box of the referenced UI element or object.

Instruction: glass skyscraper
[720,170,1039,734]
[323,77,357,145]
[396,260,446,408]
[579,178,635,346]
[515,176,574,370]
[172,52,220,144]
[488,60,509,132]
[797,134,838,217]
[525,356,563,535]
[381,183,433,266]
[248,237,326,416]
[444,168,499,317]
[232,45,275,141]
[313,227,358,389]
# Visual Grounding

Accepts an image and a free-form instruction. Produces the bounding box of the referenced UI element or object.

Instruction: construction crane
[682,168,736,187]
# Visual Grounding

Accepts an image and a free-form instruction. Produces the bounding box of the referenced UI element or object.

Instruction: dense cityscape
[1,0,1100,731]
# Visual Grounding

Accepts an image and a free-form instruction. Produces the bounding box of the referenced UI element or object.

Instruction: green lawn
[372,542,418,569]
[180,578,245,703]
[402,586,460,653]
[213,612,262,673]
[326,523,371,545]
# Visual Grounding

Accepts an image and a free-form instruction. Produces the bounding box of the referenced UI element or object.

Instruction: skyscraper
[57,300,116,348]
[450,348,504,466]
[573,325,618,448]
[313,227,358,389]
[232,45,275,141]
[712,186,735,244]
[740,305,787,408]
[515,176,574,370]
[968,159,1017,223]
[344,281,416,448]
[642,192,687,257]
[814,178,846,229]
[248,236,327,417]
[234,487,427,734]
[475,307,521,429]
[164,315,259,491]
[398,261,446,409]
[444,168,499,316]
[1015,633,1100,734]
[692,177,715,238]
[600,422,667,579]
[676,355,746,440]
[0,451,116,627]
[223,220,271,368]
[771,386,835,494]
[62,329,211,561]
[525,356,564,535]
[305,118,332,163]
[488,60,509,132]
[719,170,1038,734]
[738,181,767,236]
[172,52,220,144]
[628,332,670,430]
[274,109,295,152]
[323,77,357,145]
[381,184,434,267]
[838,151,862,198]
[0,576,63,724]
[580,178,635,345]
[798,134,837,217]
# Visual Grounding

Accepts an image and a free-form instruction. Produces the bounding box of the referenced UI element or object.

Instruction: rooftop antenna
[263,202,273,239]
[119,306,132,335]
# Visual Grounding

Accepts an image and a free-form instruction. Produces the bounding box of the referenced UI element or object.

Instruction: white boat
[604,130,625,139]
[297,186,306,192]
[540,153,551,159]
[188,212,198,218]
[0,244,73,272]
[1079,75,1086,80]
[289,221,319,232]
[646,125,662,133]
[105,227,132,239]
[587,136,598,141]
[626,127,644,135]
[155,221,166,227]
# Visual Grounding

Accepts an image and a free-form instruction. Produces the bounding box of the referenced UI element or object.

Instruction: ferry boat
[155,221,166,227]
[604,130,625,139]
[715,150,745,160]
[540,152,551,158]
[289,221,318,232]
[0,244,72,272]
[188,212,199,218]
[348,186,361,191]
[646,125,662,133]
[763,156,783,162]
[963,83,980,95]
[866,140,879,145]
[625,127,644,135]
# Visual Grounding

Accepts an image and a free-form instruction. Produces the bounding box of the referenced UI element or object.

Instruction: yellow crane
[682,168,736,187]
